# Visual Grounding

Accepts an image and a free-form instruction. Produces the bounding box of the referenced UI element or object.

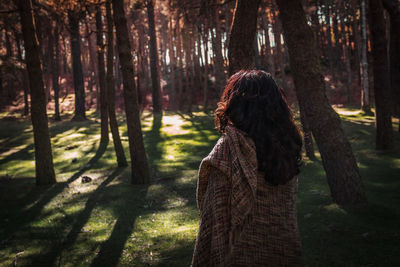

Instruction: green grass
[0,108,399,266]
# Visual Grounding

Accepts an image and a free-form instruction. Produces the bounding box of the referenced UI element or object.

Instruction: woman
[191,70,303,266]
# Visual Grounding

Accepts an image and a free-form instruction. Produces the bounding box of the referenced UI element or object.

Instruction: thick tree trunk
[382,0,400,132]
[300,109,315,160]
[18,0,56,185]
[276,0,366,205]
[112,0,150,183]
[96,6,109,147]
[147,0,162,113]
[68,11,86,120]
[369,0,394,150]
[105,1,127,167]
[228,0,261,75]
[360,0,371,113]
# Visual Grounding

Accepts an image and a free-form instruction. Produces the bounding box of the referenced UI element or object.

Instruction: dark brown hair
[215,70,303,185]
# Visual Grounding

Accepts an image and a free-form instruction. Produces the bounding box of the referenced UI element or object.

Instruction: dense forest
[0,0,399,266]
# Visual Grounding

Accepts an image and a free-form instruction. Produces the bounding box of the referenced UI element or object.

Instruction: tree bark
[112,0,150,183]
[203,21,209,109]
[96,6,109,147]
[51,24,61,121]
[15,29,30,116]
[300,108,315,160]
[212,6,226,91]
[105,1,127,167]
[147,0,162,113]
[18,0,56,185]
[369,0,394,150]
[168,16,176,108]
[276,0,366,205]
[360,0,371,113]
[382,0,400,132]
[228,0,261,75]
[68,10,86,120]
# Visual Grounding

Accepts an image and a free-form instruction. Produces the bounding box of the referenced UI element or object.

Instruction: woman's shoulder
[198,135,231,178]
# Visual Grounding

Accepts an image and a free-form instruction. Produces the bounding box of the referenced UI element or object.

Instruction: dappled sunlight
[162,114,189,135]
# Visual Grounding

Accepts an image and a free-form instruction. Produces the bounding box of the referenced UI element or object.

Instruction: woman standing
[191,70,303,266]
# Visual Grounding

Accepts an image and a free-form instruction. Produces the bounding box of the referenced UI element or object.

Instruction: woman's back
[192,125,301,266]
[192,70,303,266]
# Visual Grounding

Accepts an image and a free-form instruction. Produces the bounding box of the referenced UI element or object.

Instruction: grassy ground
[0,108,399,267]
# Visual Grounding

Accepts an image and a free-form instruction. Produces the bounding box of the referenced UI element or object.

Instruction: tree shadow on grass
[90,184,150,267]
[30,166,125,266]
[0,142,109,248]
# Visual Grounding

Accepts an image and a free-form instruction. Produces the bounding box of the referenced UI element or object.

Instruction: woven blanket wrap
[191,125,301,266]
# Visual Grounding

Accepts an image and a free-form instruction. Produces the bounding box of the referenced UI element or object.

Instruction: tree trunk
[147,0,162,113]
[203,21,209,109]
[95,6,109,147]
[271,4,286,86]
[51,24,61,121]
[68,11,86,120]
[168,16,176,109]
[212,6,226,92]
[369,0,394,150]
[105,1,127,167]
[261,13,275,76]
[176,12,184,110]
[360,0,371,113]
[300,108,315,160]
[112,0,150,183]
[276,0,366,205]
[18,0,56,185]
[382,0,400,132]
[15,30,30,116]
[228,0,261,75]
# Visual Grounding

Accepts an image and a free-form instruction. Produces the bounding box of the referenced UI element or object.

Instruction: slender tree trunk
[203,22,209,109]
[276,0,366,205]
[360,0,371,113]
[95,6,109,147]
[339,8,353,104]
[369,0,394,150]
[147,0,162,113]
[51,24,61,121]
[176,12,184,110]
[228,0,261,75]
[112,0,150,183]
[18,0,56,185]
[15,30,30,116]
[105,1,127,167]
[261,14,275,76]
[68,11,86,120]
[168,16,176,109]
[351,0,362,86]
[212,7,226,92]
[271,4,285,85]
[324,3,335,80]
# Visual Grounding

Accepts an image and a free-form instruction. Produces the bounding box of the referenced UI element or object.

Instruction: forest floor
[0,108,399,267]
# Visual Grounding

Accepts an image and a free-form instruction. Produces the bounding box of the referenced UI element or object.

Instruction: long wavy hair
[215,70,303,185]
